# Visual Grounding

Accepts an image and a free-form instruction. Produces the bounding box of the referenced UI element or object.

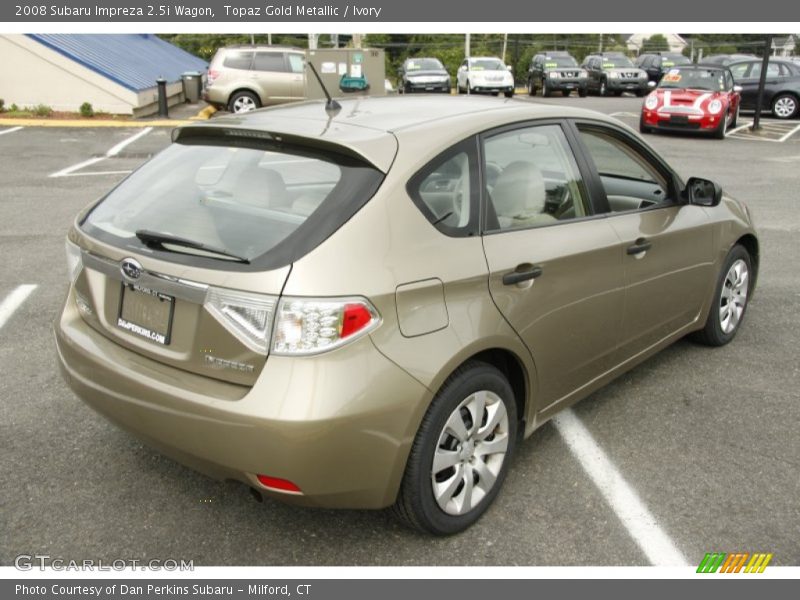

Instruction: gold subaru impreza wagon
[55,96,758,534]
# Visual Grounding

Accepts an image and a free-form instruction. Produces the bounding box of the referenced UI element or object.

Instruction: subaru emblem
[120,258,143,281]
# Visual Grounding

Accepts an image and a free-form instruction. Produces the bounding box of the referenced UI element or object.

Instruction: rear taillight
[205,288,278,354]
[272,297,380,356]
[207,69,219,84]
[256,475,302,494]
[65,239,83,284]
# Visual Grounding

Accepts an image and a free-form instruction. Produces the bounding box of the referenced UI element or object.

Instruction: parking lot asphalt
[1,96,798,567]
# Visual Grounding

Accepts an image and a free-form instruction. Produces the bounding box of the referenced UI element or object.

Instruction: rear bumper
[55,288,432,509]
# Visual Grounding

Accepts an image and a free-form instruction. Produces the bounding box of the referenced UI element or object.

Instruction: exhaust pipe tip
[249,486,264,503]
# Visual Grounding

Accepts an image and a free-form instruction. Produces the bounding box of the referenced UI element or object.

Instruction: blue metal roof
[27,34,208,92]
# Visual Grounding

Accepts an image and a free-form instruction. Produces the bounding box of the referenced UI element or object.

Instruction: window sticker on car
[663,72,682,82]
[471,66,485,71]
[663,61,675,67]
[546,62,558,68]
[407,61,419,70]
[602,63,615,69]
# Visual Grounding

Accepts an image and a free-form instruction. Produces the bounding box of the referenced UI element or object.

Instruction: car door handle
[627,238,652,255]
[502,265,543,285]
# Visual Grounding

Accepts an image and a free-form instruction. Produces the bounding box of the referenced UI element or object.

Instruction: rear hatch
[70,126,385,386]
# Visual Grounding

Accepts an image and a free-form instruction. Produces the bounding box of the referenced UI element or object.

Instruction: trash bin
[181,71,203,103]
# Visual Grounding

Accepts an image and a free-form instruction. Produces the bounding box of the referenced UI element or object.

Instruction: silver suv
[204,45,305,113]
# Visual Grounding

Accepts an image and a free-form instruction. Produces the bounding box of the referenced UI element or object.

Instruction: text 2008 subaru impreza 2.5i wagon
[55,96,758,535]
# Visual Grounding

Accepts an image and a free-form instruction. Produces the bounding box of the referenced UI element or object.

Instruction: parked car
[397,57,451,94]
[701,54,757,66]
[636,52,692,82]
[724,58,800,119]
[582,52,649,96]
[57,96,758,535]
[640,65,741,138]
[456,57,515,97]
[204,45,305,113]
[526,51,588,97]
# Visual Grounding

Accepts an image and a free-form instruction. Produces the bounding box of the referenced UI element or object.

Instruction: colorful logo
[697,552,773,573]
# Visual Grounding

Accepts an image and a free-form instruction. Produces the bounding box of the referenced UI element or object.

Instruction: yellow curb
[189,105,218,120]
[0,118,192,128]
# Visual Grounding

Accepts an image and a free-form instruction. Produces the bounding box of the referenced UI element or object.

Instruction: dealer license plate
[117,283,174,345]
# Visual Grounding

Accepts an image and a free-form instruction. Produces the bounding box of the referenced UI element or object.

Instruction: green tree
[642,34,670,53]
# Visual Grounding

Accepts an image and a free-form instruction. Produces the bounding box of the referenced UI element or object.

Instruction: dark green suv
[527,51,588,97]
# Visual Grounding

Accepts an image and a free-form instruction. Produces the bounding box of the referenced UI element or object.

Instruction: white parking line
[779,123,800,143]
[0,285,37,331]
[49,127,153,178]
[60,170,133,177]
[0,126,24,137]
[552,409,688,566]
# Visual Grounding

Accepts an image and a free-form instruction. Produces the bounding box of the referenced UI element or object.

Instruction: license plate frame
[117,283,175,345]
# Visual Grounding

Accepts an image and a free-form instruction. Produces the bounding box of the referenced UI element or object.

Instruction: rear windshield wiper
[135,230,250,264]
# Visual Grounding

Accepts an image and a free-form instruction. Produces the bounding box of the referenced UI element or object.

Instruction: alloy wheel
[431,390,510,516]
[719,259,749,334]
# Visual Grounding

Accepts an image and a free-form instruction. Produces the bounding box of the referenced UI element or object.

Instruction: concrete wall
[0,35,184,116]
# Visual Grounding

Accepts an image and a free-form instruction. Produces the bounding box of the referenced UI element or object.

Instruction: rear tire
[771,93,799,120]
[392,362,518,535]
[691,245,753,347]
[528,79,536,96]
[228,91,260,114]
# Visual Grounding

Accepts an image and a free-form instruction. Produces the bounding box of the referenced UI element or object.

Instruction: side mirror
[648,80,657,88]
[685,177,723,207]
[733,85,743,93]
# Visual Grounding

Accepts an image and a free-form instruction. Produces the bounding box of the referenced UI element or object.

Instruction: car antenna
[306,61,341,116]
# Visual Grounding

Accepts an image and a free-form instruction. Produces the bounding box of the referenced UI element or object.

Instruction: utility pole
[352,34,363,49]
[466,33,471,58]
[502,33,508,63]
[267,33,272,45]
[752,35,773,131]
[308,34,318,50]
[599,33,603,53]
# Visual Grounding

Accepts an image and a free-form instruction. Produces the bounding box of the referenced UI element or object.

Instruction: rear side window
[82,139,383,270]
[407,138,479,237]
[222,51,253,70]
[254,52,287,72]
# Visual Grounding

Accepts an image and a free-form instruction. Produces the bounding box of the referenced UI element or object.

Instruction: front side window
[287,53,305,73]
[577,127,672,212]
[483,124,589,231]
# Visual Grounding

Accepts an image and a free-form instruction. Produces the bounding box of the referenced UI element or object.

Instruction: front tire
[228,90,260,114]
[527,79,536,96]
[771,93,799,120]
[713,110,728,139]
[504,90,514,98]
[392,362,518,535]
[692,245,753,346]
[542,78,552,97]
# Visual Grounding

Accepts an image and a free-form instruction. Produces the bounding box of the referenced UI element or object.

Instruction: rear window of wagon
[81,135,384,271]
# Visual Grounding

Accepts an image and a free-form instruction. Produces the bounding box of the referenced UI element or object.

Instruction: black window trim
[406,136,481,238]
[565,118,686,216]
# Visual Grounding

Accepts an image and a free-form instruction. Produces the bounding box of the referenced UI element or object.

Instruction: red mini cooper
[640,65,742,139]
